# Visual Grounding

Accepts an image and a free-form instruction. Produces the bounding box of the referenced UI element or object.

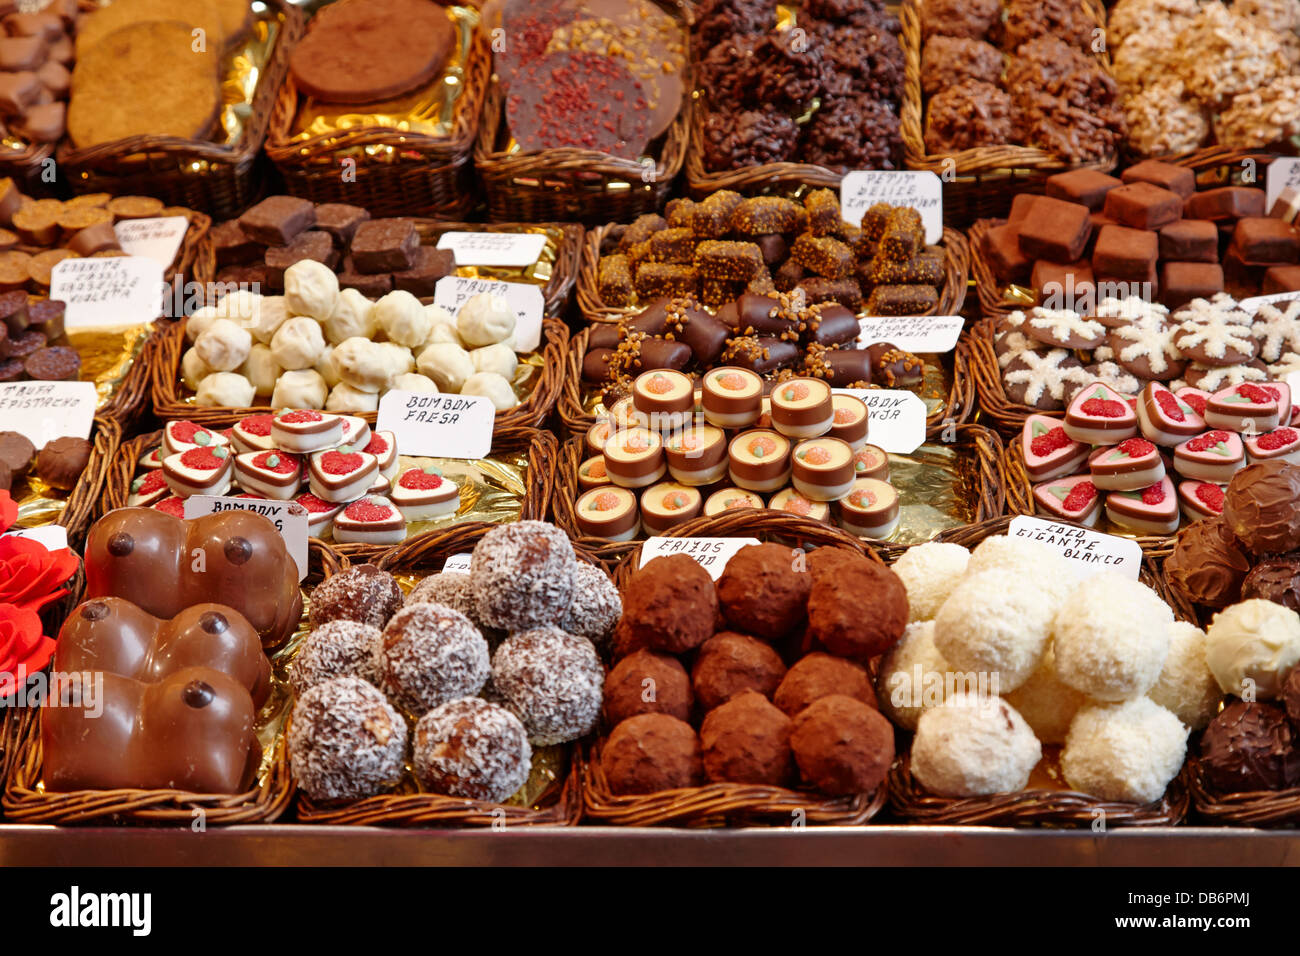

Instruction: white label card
[436,232,548,268]
[858,314,963,353]
[1266,157,1300,213]
[441,552,473,574]
[376,390,494,460]
[639,537,761,580]
[835,388,927,454]
[840,171,942,244]
[184,495,309,581]
[50,256,164,330]
[1240,290,1300,312]
[1008,515,1142,580]
[0,381,96,449]
[3,525,68,550]
[432,276,544,352]
[113,216,189,270]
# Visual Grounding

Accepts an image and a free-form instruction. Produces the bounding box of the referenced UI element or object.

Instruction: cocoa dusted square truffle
[1103,182,1183,230]
[1230,217,1300,265]
[210,219,263,267]
[1264,265,1300,294]
[1092,225,1158,280]
[1159,219,1218,262]
[350,218,419,273]
[238,195,316,246]
[1185,187,1265,222]
[392,246,455,296]
[1162,261,1223,308]
[983,222,1032,284]
[1007,193,1038,224]
[264,231,338,290]
[1045,169,1122,211]
[313,203,370,246]
[1017,196,1092,263]
[1032,259,1093,300]
[1120,160,1195,199]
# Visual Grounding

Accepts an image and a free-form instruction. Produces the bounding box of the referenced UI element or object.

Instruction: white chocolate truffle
[461,371,516,410]
[272,368,329,410]
[417,341,474,392]
[1053,573,1173,702]
[215,289,263,326]
[374,290,431,348]
[1062,698,1188,804]
[911,693,1042,797]
[180,347,212,391]
[1148,621,1222,730]
[195,371,255,408]
[333,338,387,392]
[426,323,462,346]
[966,536,1079,607]
[1004,646,1086,745]
[284,259,339,320]
[270,316,327,371]
[325,382,381,413]
[185,304,220,342]
[425,303,455,331]
[932,570,1057,693]
[323,288,376,345]
[1205,598,1300,700]
[891,542,971,622]
[392,372,439,393]
[376,342,415,382]
[194,318,252,372]
[250,295,289,345]
[470,342,518,381]
[457,292,515,347]
[876,620,951,730]
[316,349,341,389]
[240,343,282,398]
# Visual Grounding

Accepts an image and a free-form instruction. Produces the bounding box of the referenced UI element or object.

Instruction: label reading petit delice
[840,171,943,244]
[1008,515,1142,580]
[376,390,494,460]
[436,232,548,268]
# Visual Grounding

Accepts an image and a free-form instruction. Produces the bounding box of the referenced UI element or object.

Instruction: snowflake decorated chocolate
[1023,307,1106,350]
[378,603,491,714]
[1107,321,1186,380]
[1174,312,1258,367]
[1251,301,1300,363]
[1021,414,1089,482]
[1183,362,1268,392]
[413,697,532,802]
[1002,349,1087,410]
[490,626,603,746]
[470,521,576,631]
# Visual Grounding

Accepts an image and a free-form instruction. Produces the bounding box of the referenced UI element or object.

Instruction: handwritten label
[184,495,309,581]
[432,276,544,352]
[441,552,473,574]
[3,524,68,550]
[114,216,189,269]
[1240,290,1300,312]
[376,390,494,459]
[835,388,926,454]
[840,171,942,244]
[0,381,96,448]
[639,537,761,580]
[1267,157,1300,214]
[50,256,164,329]
[1008,515,1141,579]
[436,232,548,268]
[858,314,963,353]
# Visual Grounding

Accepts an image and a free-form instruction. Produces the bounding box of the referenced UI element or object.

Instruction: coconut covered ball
[289,620,383,695]
[491,627,604,745]
[876,621,951,730]
[1052,573,1173,702]
[1205,598,1300,700]
[405,572,480,623]
[470,521,576,631]
[559,562,622,646]
[911,693,1042,797]
[891,542,971,622]
[1004,646,1086,745]
[932,570,1057,693]
[1061,698,1188,804]
[1147,621,1222,730]
[412,697,532,803]
[288,676,408,802]
[964,535,1079,606]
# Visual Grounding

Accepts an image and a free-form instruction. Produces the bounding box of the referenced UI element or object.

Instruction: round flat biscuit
[75,0,226,57]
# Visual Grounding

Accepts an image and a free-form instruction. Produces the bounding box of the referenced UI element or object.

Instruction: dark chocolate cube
[210,218,264,267]
[1045,169,1122,211]
[392,246,455,297]
[1092,225,1158,280]
[1017,196,1092,263]
[313,203,371,246]
[983,222,1032,284]
[1230,217,1299,265]
[1161,261,1223,308]
[1159,219,1218,262]
[1120,160,1195,199]
[238,195,316,246]
[264,231,338,290]
[1103,182,1183,230]
[1264,265,1300,294]
[1185,187,1265,221]
[1032,259,1094,302]
[350,218,419,274]
[338,256,394,296]
[1007,193,1038,223]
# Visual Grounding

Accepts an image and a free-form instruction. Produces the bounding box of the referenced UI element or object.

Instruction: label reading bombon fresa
[184,495,309,581]
[376,391,494,459]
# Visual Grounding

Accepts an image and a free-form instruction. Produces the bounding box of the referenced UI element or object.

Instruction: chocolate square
[1032,259,1094,301]
[1045,169,1122,211]
[210,219,264,268]
[0,288,26,334]
[238,195,316,246]
[983,222,1032,284]
[1264,265,1300,294]
[313,203,370,246]
[1007,193,1039,224]
[1185,187,1265,221]
[26,299,63,341]
[1017,196,1092,263]
[1103,182,1183,230]
[1092,225,1158,280]
[350,218,418,274]
[338,256,393,296]
[1161,261,1223,308]
[392,246,455,297]
[1230,217,1299,265]
[1159,219,1218,262]
[1120,160,1195,199]
[264,231,338,290]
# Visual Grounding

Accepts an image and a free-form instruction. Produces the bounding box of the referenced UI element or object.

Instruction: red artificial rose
[0,489,15,533]
[0,604,54,697]
[0,536,78,613]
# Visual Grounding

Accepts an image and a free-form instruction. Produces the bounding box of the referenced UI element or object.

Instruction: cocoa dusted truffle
[1224,461,1300,556]
[601,713,703,795]
[716,542,810,640]
[1165,516,1252,609]
[1242,556,1300,613]
[790,694,894,795]
[1200,700,1300,793]
[924,79,1013,153]
[692,631,788,711]
[616,554,718,655]
[604,649,693,725]
[309,565,403,630]
[773,651,875,717]
[807,552,908,660]
[700,690,794,785]
[470,521,576,631]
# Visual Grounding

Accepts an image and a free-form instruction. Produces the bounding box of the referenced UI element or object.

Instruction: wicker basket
[887,514,1192,827]
[55,0,305,220]
[899,0,1119,226]
[554,424,1005,570]
[1186,757,1300,827]
[264,17,490,220]
[576,222,970,325]
[293,525,596,827]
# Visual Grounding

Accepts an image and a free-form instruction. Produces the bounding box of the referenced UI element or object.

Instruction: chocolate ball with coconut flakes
[491,626,604,745]
[309,564,403,630]
[470,521,576,631]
